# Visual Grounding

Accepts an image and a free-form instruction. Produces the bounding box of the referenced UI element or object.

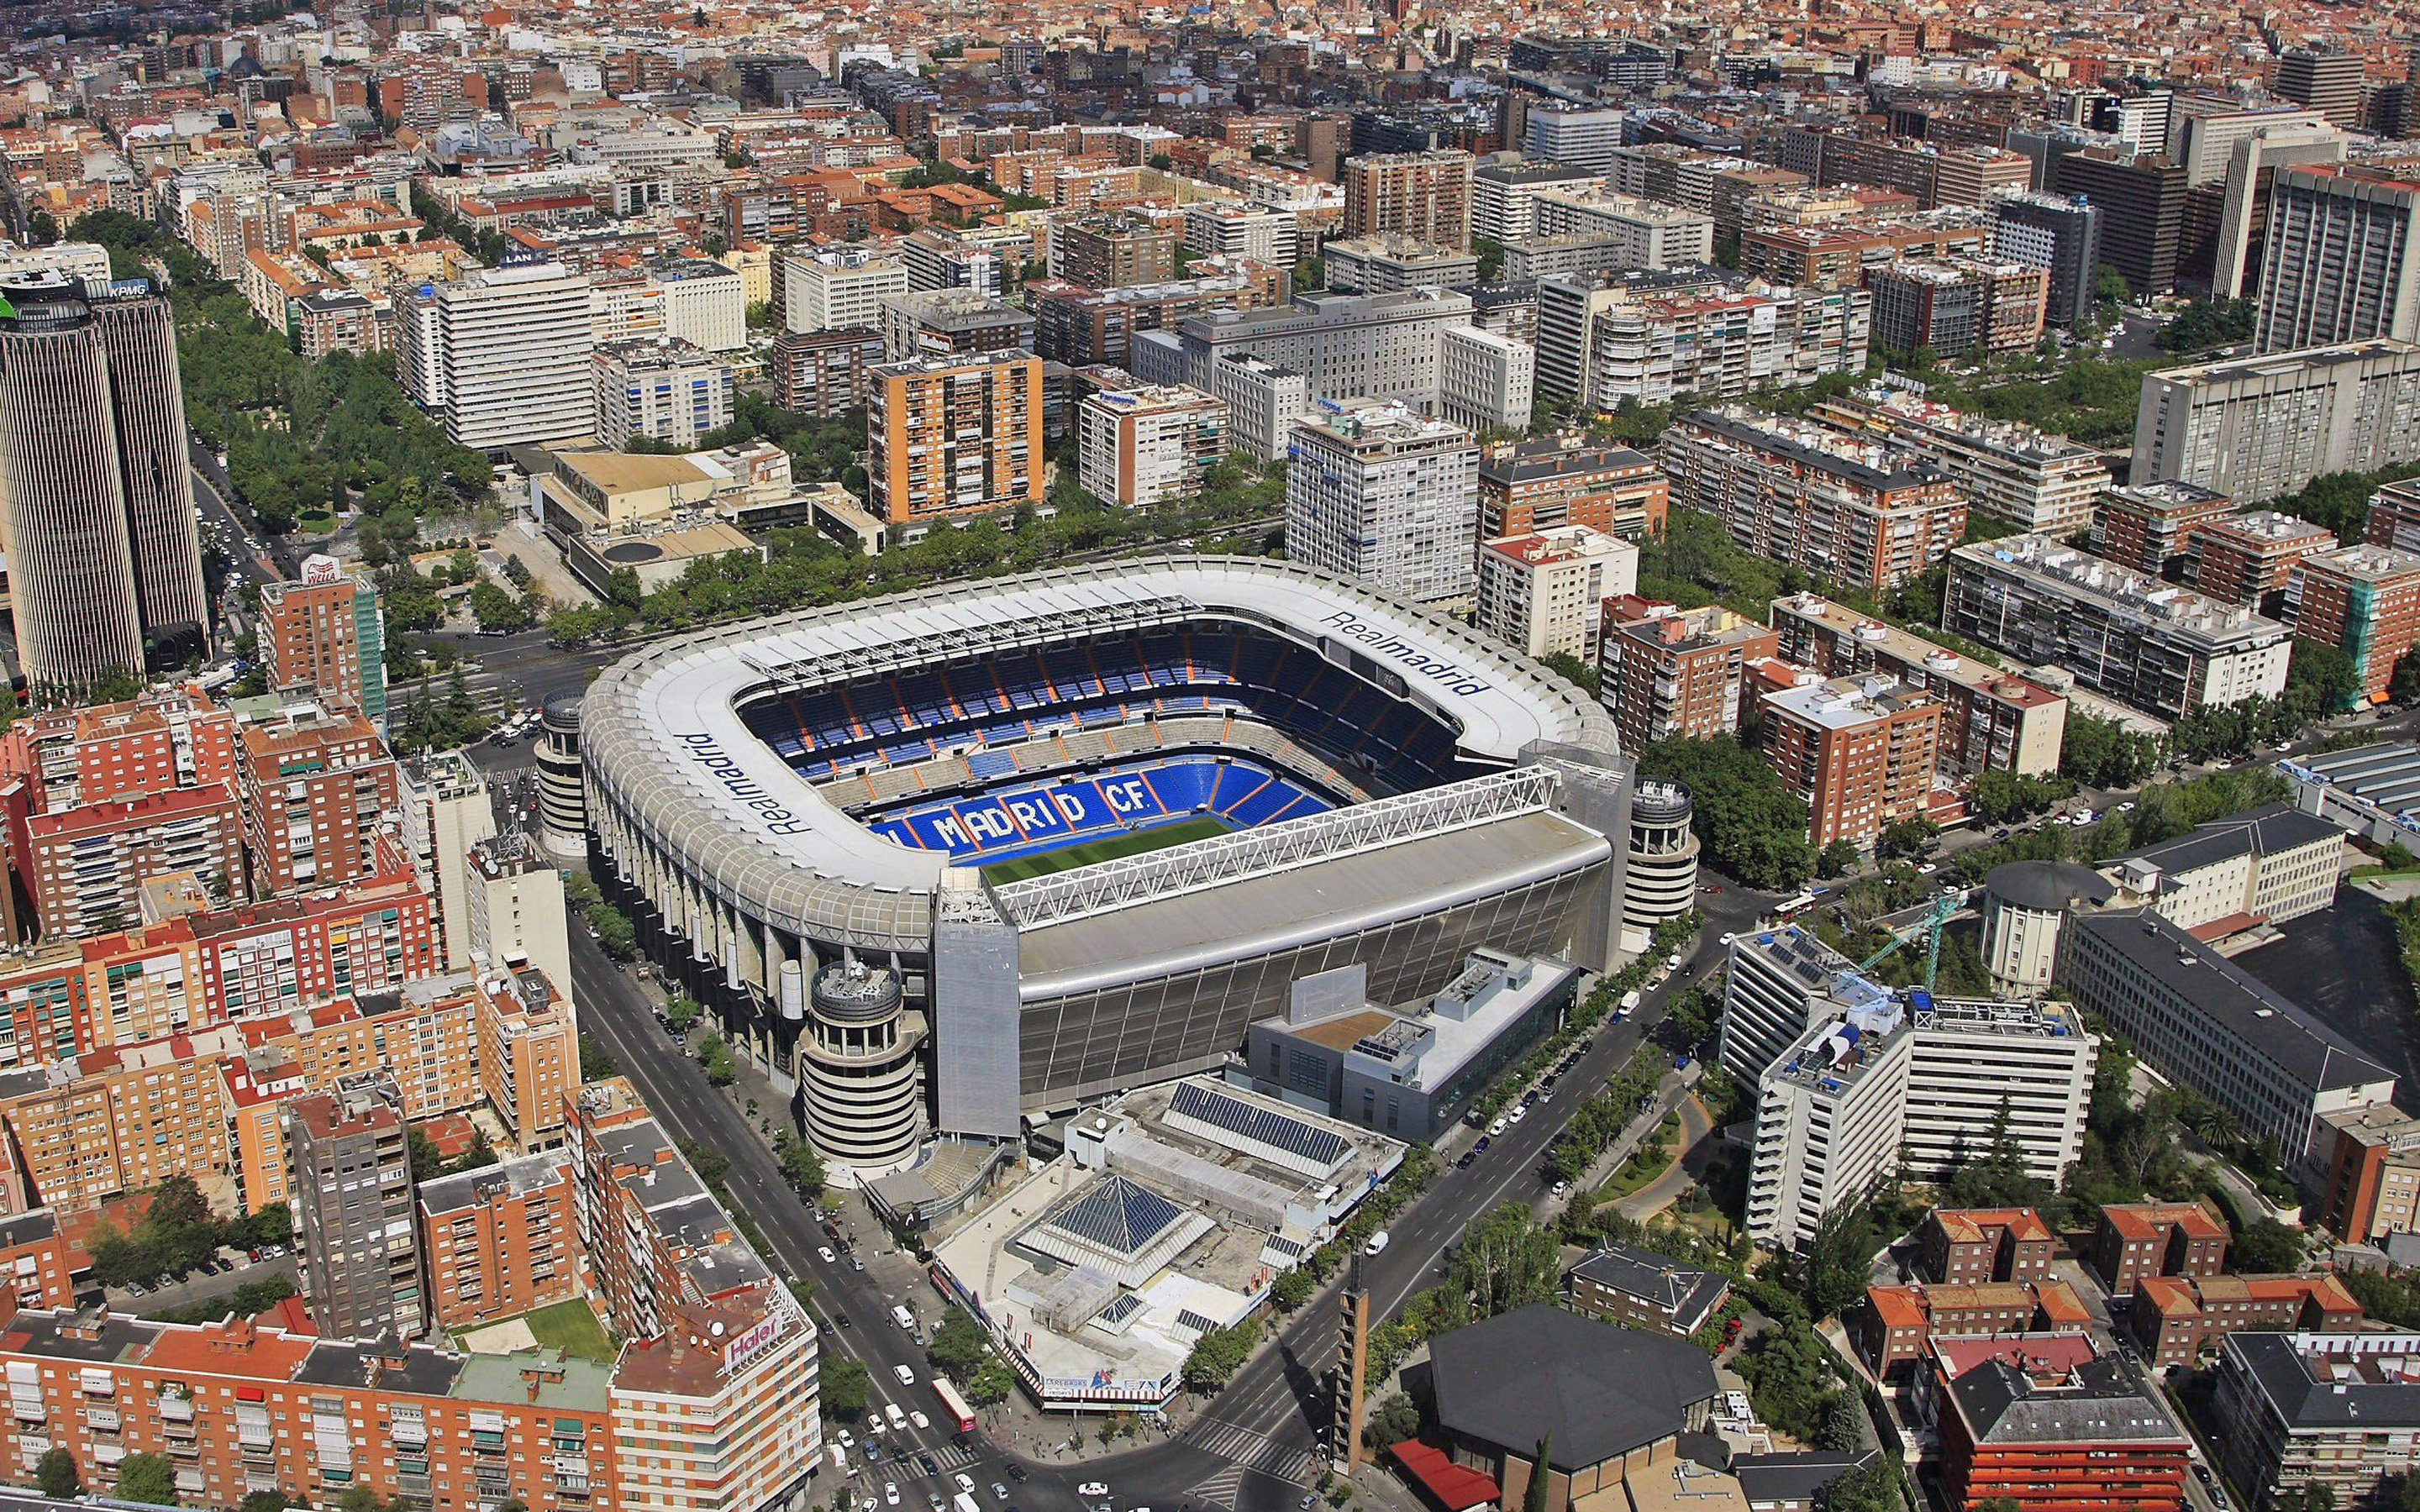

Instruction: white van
[885,1404,908,1431]
[892,1305,915,1331]
[1364,1231,1390,1256]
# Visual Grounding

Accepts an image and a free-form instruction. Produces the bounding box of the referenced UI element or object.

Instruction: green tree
[2231,1218,2306,1273]
[1181,1318,1260,1393]
[35,1446,81,1499]
[1635,735,1816,889]
[590,901,639,960]
[821,1357,871,1419]
[1365,1392,1421,1452]
[666,995,703,1032]
[696,1033,737,1086]
[929,1310,992,1381]
[1876,816,1937,858]
[968,1355,1016,1404]
[1817,838,1863,878]
[777,1135,825,1202]
[239,1494,290,1512]
[115,1452,180,1507]
[1522,1435,1552,1512]
[1449,1204,1561,1320]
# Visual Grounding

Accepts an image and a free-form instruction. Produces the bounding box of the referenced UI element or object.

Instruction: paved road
[1611,1093,1712,1221]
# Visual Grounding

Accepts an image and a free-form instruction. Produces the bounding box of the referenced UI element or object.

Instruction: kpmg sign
[1320,611,1492,696]
[680,732,808,835]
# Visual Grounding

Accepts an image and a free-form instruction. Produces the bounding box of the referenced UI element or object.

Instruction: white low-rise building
[1475,526,1639,659]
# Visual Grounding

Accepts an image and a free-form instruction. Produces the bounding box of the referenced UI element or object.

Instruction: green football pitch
[979,816,1233,883]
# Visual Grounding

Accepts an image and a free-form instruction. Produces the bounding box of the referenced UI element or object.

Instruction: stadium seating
[740,627,1477,792]
[864,756,1334,863]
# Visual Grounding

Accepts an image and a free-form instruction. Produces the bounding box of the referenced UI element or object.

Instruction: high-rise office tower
[1989,190,2103,327]
[2209,122,2346,298]
[2049,148,2189,294]
[1523,107,1625,175]
[2274,48,2365,131]
[2255,163,2420,353]
[1342,150,1476,249]
[0,275,208,691]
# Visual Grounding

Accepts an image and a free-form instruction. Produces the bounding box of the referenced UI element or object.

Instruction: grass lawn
[523,1299,617,1362]
[980,816,1230,884]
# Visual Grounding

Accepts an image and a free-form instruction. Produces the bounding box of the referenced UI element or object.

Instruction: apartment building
[1928,1334,2191,1512]
[878,289,1036,362]
[1918,1208,2056,1285]
[1437,324,1535,436]
[1177,288,1476,414]
[2094,480,2239,580]
[2317,1103,2420,1243]
[1740,218,1991,293]
[1181,202,1297,270]
[779,247,907,334]
[1283,398,1481,605]
[2369,478,2420,555]
[413,260,596,452]
[865,349,1044,531]
[1863,1279,2091,1378]
[1341,150,1475,249]
[1470,159,1601,244]
[1768,594,2067,776]
[1476,438,1668,542]
[256,559,386,733]
[1323,235,1480,295]
[2214,1331,2420,1512]
[2191,512,2338,614]
[0,969,569,1217]
[2060,909,2397,1183]
[1076,384,1226,508]
[1760,675,1944,849]
[416,1148,578,1331]
[1783,129,2033,210]
[1563,1242,1731,1338]
[236,711,400,897]
[1865,257,2048,358]
[1746,989,2096,1249]
[2130,1274,2361,1368]
[2089,1200,2230,1294]
[1028,266,1285,369]
[287,1074,421,1341]
[1599,598,1781,751]
[1204,352,1310,464]
[1812,386,2108,537]
[1474,528,1640,660]
[2254,163,2420,354]
[1528,188,1715,269]
[1523,107,1624,174]
[24,785,247,942]
[2049,150,2189,296]
[1050,213,1177,288]
[2286,544,2420,705]
[591,339,735,451]
[2133,340,2420,505]
[1942,536,2292,718]
[767,328,885,419]
[1661,407,1967,589]
[1556,279,1871,409]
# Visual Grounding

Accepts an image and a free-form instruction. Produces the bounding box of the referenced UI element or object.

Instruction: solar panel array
[1044,1175,1184,1258]
[1169,1082,1349,1168]
[1094,1293,1144,1326]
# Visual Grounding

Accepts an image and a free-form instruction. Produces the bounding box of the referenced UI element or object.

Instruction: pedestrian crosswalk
[1186,1421,1318,1495]
[929,1442,981,1473]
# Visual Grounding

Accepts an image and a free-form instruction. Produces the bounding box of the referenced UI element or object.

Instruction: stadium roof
[582,557,1618,950]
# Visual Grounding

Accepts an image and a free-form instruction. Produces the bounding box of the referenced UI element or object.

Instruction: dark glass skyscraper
[0,275,208,691]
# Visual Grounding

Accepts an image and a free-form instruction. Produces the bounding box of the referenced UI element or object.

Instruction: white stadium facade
[581,556,1659,1163]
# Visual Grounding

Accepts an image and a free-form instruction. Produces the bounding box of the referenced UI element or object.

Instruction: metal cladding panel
[932,887,1023,1138]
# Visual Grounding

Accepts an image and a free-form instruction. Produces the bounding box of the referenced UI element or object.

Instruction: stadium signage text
[680,732,808,835]
[1320,612,1491,696]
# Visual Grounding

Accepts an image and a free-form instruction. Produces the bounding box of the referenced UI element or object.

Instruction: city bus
[931,1378,976,1434]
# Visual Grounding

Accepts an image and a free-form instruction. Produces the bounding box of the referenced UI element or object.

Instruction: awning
[1390,1440,1500,1512]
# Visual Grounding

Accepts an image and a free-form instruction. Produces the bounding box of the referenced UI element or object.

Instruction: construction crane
[1849,887,1972,994]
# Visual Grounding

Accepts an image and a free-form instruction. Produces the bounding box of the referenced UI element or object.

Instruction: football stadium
[581,556,1649,1159]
